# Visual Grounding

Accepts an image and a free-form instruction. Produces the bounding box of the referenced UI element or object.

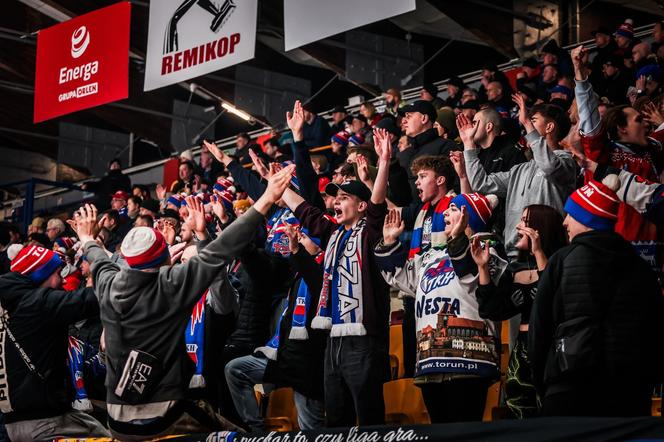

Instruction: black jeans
[419,378,490,423]
[324,335,389,427]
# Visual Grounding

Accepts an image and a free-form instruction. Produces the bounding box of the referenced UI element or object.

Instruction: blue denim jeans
[225,354,325,431]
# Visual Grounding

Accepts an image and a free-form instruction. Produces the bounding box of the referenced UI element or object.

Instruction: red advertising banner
[33,2,131,123]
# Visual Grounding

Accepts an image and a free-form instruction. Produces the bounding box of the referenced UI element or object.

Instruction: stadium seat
[383,378,431,425]
[389,324,405,379]
[264,387,299,432]
[653,397,662,417]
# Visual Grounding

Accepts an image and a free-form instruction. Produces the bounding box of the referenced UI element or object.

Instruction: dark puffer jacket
[0,273,99,423]
[529,230,664,398]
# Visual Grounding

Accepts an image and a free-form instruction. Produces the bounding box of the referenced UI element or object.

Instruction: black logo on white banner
[164,0,236,54]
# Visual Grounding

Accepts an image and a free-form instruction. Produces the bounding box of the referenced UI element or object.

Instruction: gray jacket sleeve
[575,78,601,136]
[159,207,264,307]
[464,149,510,198]
[85,241,121,303]
[526,131,577,186]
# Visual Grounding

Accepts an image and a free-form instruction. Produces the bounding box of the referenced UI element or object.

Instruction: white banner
[284,0,415,51]
[144,0,257,91]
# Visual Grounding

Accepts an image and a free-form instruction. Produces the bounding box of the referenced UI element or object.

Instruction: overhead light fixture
[221,102,253,122]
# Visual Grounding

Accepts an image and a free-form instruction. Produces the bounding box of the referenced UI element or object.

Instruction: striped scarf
[311,219,366,336]
[255,304,289,361]
[185,290,208,388]
[288,250,325,340]
[408,195,453,259]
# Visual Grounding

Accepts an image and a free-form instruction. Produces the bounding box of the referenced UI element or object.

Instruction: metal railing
[1,22,656,219]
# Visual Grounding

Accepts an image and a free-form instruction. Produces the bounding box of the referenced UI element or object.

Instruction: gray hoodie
[83,207,264,422]
[464,131,577,258]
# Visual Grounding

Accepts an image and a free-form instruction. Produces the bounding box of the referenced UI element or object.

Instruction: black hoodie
[529,230,664,399]
[0,273,99,423]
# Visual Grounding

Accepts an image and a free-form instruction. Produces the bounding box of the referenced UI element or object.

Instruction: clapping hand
[184,196,207,240]
[455,113,477,149]
[249,149,270,179]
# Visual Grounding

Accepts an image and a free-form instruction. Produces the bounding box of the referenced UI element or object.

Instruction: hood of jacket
[0,272,38,311]
[570,230,633,261]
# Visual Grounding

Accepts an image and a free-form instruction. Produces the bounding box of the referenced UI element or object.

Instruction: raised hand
[249,149,269,179]
[636,75,646,93]
[512,92,534,133]
[570,45,588,80]
[156,184,167,200]
[157,219,176,245]
[450,205,469,239]
[203,140,232,166]
[456,113,477,148]
[356,155,372,186]
[184,196,207,239]
[372,127,392,164]
[383,209,405,246]
[71,204,99,244]
[449,150,467,179]
[268,161,283,178]
[259,164,296,210]
[286,100,305,142]
[210,194,229,224]
[642,101,664,127]
[470,236,490,268]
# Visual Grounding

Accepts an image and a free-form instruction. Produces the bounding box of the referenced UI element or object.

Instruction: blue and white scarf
[67,336,105,412]
[185,290,208,388]
[311,218,366,336]
[255,305,289,360]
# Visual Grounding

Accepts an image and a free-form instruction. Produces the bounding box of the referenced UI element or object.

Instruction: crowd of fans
[1,18,664,441]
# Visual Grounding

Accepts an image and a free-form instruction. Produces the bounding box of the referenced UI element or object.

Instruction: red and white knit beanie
[120,227,169,269]
[11,244,64,284]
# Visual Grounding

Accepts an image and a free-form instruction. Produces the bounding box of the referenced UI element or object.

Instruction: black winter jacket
[529,230,664,397]
[264,248,326,400]
[0,273,99,423]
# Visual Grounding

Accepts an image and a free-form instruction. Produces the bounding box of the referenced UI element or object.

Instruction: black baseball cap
[591,26,612,37]
[141,199,160,214]
[325,180,372,202]
[332,105,346,114]
[160,208,180,220]
[445,76,465,90]
[459,99,480,110]
[401,100,437,123]
[375,117,401,136]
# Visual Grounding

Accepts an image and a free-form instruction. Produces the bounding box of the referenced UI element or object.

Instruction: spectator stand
[0,177,83,234]
[1,23,656,218]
